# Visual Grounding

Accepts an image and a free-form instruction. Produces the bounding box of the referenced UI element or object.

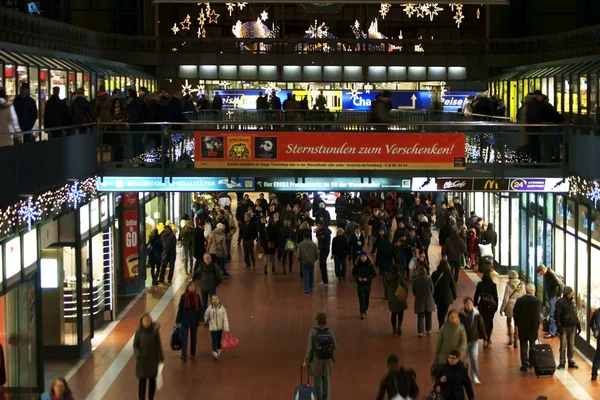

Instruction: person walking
[133,313,164,400]
[176,281,202,361]
[303,312,337,400]
[590,307,600,380]
[147,229,163,286]
[0,87,21,147]
[352,252,377,320]
[206,223,229,276]
[279,219,295,274]
[13,82,37,141]
[193,218,206,272]
[443,228,468,282]
[42,377,75,400]
[241,213,258,271]
[473,269,498,344]
[412,266,435,337]
[159,225,177,284]
[297,232,319,294]
[384,264,408,336]
[204,294,230,360]
[316,221,331,285]
[537,264,564,338]
[348,224,365,262]
[194,253,222,317]
[435,309,468,366]
[43,86,70,138]
[513,284,541,371]
[180,218,195,275]
[459,297,488,384]
[431,260,458,330]
[375,234,395,300]
[331,228,349,281]
[555,286,580,370]
[500,270,525,347]
[375,353,419,400]
[436,350,474,400]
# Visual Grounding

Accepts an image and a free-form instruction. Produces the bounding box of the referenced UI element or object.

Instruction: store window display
[4,64,16,99]
[591,247,600,349]
[577,238,588,340]
[90,229,113,328]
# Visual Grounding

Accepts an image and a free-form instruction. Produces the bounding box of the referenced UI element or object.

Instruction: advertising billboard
[255,177,411,191]
[98,177,255,192]
[194,131,466,170]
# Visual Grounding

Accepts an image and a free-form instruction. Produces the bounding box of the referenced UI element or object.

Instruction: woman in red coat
[467,228,479,269]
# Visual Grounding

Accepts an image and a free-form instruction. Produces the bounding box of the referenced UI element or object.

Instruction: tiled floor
[45,229,600,400]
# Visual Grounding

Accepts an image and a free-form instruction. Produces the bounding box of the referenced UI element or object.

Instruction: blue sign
[255,177,411,191]
[218,90,293,110]
[341,90,477,112]
[98,177,255,192]
[342,91,378,111]
[441,92,477,113]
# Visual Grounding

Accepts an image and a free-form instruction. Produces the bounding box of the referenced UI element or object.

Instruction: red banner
[122,209,139,282]
[194,131,465,170]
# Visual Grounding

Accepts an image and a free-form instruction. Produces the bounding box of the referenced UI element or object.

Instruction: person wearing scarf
[176,281,202,361]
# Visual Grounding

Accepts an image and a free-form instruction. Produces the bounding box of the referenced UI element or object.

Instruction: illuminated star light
[450,3,463,12]
[351,20,364,39]
[454,10,464,28]
[171,23,180,35]
[588,182,600,207]
[379,3,391,19]
[260,10,268,22]
[226,2,235,16]
[198,10,206,26]
[220,81,230,89]
[196,84,205,94]
[402,3,416,18]
[305,20,329,39]
[181,79,193,96]
[67,181,85,209]
[415,5,426,18]
[346,84,362,101]
[364,83,373,94]
[18,197,42,231]
[208,9,220,24]
[237,2,247,10]
[180,14,191,30]
[423,3,444,22]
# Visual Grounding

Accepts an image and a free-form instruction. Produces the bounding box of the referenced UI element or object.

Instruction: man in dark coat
[334,195,348,229]
[480,222,498,255]
[376,353,419,400]
[352,252,377,320]
[555,286,580,369]
[375,238,394,300]
[513,283,542,371]
[13,82,38,141]
[316,222,331,285]
[43,86,70,138]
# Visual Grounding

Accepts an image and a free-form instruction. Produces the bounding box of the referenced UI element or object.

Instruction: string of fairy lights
[0,177,97,236]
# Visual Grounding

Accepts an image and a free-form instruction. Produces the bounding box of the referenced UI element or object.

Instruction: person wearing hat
[554,285,580,369]
[352,252,377,320]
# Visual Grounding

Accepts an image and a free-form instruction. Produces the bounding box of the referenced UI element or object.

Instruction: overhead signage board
[413,177,570,192]
[509,178,570,192]
[217,90,293,110]
[436,179,474,191]
[255,177,411,192]
[194,132,466,170]
[98,177,255,192]
[473,179,510,191]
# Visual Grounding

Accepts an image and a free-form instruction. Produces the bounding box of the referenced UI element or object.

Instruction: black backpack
[314,327,334,360]
[478,283,497,313]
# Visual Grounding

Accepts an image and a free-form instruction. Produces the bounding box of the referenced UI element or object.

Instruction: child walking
[204,294,230,360]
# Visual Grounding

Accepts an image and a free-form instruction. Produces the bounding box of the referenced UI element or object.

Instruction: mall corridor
[49,233,600,400]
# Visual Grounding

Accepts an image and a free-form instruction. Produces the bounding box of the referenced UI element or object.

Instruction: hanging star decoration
[205,2,211,13]
[237,2,247,10]
[351,20,364,39]
[450,3,463,12]
[402,3,417,18]
[226,110,233,120]
[379,3,391,19]
[196,84,205,94]
[364,83,373,94]
[208,9,220,24]
[346,84,362,101]
[181,79,193,96]
[422,3,443,22]
[18,197,41,231]
[454,10,464,28]
[415,5,426,18]
[197,26,203,38]
[226,2,235,16]
[172,47,179,52]
[260,10,268,22]
[198,10,206,26]
[588,182,600,207]
[306,20,329,39]
[171,23,180,35]
[180,14,191,30]
[67,181,85,209]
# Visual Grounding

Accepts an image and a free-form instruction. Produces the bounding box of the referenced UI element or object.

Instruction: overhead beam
[153,1,509,4]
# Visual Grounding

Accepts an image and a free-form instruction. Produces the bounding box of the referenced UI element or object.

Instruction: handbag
[156,363,164,390]
[170,326,182,351]
[285,230,295,251]
[221,332,239,351]
[430,358,440,379]
[501,282,523,313]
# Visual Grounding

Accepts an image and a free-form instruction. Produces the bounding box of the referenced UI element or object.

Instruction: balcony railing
[0,7,599,62]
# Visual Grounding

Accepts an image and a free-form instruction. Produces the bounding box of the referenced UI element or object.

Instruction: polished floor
[46,231,600,400]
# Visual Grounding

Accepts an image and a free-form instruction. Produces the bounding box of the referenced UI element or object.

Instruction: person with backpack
[590,307,600,381]
[384,264,409,336]
[417,216,432,263]
[303,312,336,400]
[376,353,419,400]
[352,252,377,320]
[473,269,498,344]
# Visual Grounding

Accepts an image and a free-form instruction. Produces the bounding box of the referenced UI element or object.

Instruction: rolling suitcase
[294,365,316,400]
[530,343,556,377]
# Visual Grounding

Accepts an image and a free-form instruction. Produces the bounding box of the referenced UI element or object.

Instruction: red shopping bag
[221,332,239,351]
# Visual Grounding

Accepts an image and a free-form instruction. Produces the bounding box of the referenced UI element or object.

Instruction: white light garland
[226,2,235,16]
[171,23,180,35]
[237,2,247,10]
[422,3,443,22]
[454,10,464,28]
[305,19,329,39]
[379,3,391,19]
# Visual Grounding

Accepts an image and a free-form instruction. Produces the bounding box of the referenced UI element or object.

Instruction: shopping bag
[221,332,239,351]
[256,244,264,259]
[170,326,182,351]
[156,363,164,390]
[408,257,417,270]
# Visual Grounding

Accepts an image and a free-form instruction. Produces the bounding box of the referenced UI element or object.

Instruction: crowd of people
[41,190,600,400]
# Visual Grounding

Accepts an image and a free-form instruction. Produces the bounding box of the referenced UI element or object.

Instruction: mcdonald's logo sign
[473,179,509,191]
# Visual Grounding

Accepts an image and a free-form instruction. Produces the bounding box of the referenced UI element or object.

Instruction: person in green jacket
[352,252,377,320]
[435,309,468,365]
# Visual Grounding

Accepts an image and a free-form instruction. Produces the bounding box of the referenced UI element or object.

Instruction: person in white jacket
[500,270,526,348]
[0,88,21,147]
[204,294,230,360]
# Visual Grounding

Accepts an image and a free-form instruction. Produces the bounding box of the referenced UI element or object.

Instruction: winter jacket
[161,230,177,254]
[344,220,359,241]
[279,226,295,250]
[384,272,408,312]
[514,294,542,340]
[467,229,479,253]
[459,307,488,342]
[360,209,372,237]
[500,278,525,319]
[412,275,436,314]
[204,304,229,332]
[544,267,565,299]
[127,97,146,123]
[180,223,195,248]
[297,239,319,264]
[348,232,365,259]
[71,95,93,124]
[133,323,164,379]
[193,227,206,260]
[474,276,498,313]
[13,93,37,131]
[555,296,580,330]
[435,320,467,363]
[334,196,348,221]
[147,235,163,265]
[375,240,394,273]
[376,367,419,400]
[194,261,222,292]
[206,227,227,257]
[437,361,474,400]
[95,92,113,123]
[431,270,457,306]
[331,235,348,258]
[480,224,497,249]
[444,232,467,263]
[352,257,377,285]
[315,209,331,227]
[176,292,202,326]
[0,98,20,147]
[304,325,336,377]
[316,226,331,252]
[241,221,258,241]
[43,94,70,128]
